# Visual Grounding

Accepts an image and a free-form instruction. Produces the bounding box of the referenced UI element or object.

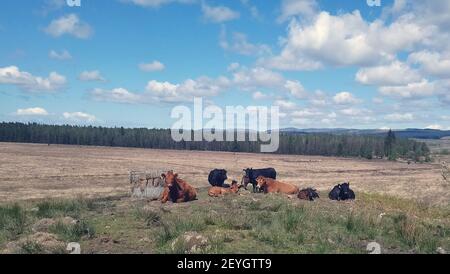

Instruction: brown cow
[208,180,240,197]
[256,176,299,195]
[160,171,197,203]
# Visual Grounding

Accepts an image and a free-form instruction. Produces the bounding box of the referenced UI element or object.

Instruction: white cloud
[277,0,318,23]
[291,108,322,118]
[220,28,271,56]
[252,91,268,100]
[121,0,195,8]
[263,11,429,71]
[426,124,444,130]
[284,80,307,99]
[333,92,361,105]
[91,88,142,104]
[202,3,240,23]
[45,14,93,39]
[139,61,165,72]
[49,49,72,60]
[78,70,106,82]
[385,113,414,122]
[232,66,285,90]
[15,107,49,116]
[356,61,422,86]
[339,108,369,116]
[63,112,97,122]
[146,76,229,103]
[274,100,297,110]
[379,80,435,99]
[408,50,450,78]
[0,66,66,92]
[92,76,230,104]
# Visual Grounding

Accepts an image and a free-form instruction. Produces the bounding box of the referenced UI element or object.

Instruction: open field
[0,142,448,205]
[0,142,449,254]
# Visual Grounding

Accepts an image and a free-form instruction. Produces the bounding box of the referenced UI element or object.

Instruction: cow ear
[161,173,165,178]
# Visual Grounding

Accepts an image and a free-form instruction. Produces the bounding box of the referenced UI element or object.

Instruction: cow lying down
[208,180,241,197]
[255,176,299,195]
[160,171,197,203]
[297,188,320,201]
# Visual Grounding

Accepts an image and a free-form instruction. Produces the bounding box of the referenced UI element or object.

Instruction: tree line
[0,122,430,161]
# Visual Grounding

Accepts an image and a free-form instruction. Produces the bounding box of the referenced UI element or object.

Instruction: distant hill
[281,128,450,139]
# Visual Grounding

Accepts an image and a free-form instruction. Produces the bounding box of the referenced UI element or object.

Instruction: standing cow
[242,168,277,193]
[208,169,228,187]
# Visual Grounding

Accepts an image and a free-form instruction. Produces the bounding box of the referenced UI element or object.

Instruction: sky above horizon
[1,0,450,130]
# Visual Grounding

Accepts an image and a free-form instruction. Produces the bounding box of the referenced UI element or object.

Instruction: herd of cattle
[137,167,356,203]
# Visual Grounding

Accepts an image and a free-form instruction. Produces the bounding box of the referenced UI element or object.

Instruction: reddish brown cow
[160,171,197,203]
[256,176,299,195]
[208,180,240,197]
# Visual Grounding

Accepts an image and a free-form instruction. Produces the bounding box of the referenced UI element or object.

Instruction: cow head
[340,182,351,197]
[161,171,178,188]
[255,176,267,191]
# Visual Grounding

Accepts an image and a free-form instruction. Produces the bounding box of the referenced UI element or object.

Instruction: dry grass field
[0,142,448,205]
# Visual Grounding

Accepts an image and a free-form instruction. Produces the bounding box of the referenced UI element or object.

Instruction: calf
[160,171,197,203]
[298,188,320,201]
[255,176,299,195]
[242,168,277,193]
[208,180,240,197]
[208,169,228,187]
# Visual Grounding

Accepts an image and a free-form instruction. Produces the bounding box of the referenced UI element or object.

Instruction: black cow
[340,182,356,200]
[328,184,342,201]
[208,169,228,187]
[329,183,355,201]
[242,168,276,193]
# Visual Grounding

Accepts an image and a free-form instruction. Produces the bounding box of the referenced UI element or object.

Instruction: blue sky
[1,0,450,129]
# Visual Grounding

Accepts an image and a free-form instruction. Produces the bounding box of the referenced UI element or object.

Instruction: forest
[0,122,430,161]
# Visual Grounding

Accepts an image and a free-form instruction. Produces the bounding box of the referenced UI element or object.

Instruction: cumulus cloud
[145,76,230,103]
[252,91,269,100]
[78,70,106,82]
[356,61,422,86]
[284,80,307,99]
[333,92,361,105]
[408,50,450,78]
[121,0,195,8]
[232,66,285,90]
[45,14,93,39]
[91,88,142,104]
[91,76,230,104]
[15,107,49,116]
[49,49,72,60]
[263,10,429,70]
[201,3,240,23]
[379,80,436,99]
[274,99,297,111]
[0,66,66,92]
[139,61,165,72]
[63,112,97,122]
